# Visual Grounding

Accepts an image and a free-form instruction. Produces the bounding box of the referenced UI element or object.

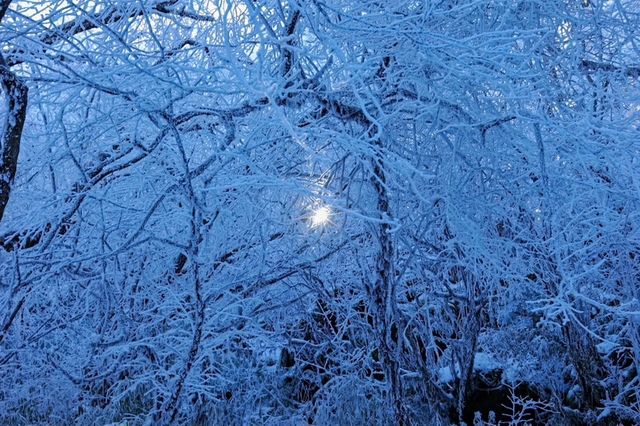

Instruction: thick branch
[0,0,11,23]
[282,9,301,77]
[580,59,640,78]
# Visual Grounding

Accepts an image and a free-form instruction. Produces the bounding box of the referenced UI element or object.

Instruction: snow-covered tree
[0,0,638,424]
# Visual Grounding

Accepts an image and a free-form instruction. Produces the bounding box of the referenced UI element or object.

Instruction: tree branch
[5,1,215,67]
[580,59,640,78]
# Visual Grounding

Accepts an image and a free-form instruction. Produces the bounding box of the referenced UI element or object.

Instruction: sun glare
[310,206,331,228]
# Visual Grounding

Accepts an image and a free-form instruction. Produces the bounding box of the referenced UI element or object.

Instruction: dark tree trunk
[0,55,28,223]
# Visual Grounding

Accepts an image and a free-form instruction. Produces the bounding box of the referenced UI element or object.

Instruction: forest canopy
[0,0,639,424]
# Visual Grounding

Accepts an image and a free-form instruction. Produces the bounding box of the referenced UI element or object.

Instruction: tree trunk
[370,145,406,424]
[0,56,28,223]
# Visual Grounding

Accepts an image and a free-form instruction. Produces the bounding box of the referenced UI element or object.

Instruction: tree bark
[0,54,28,223]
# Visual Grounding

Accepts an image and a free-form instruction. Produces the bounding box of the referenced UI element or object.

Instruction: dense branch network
[0,1,638,425]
